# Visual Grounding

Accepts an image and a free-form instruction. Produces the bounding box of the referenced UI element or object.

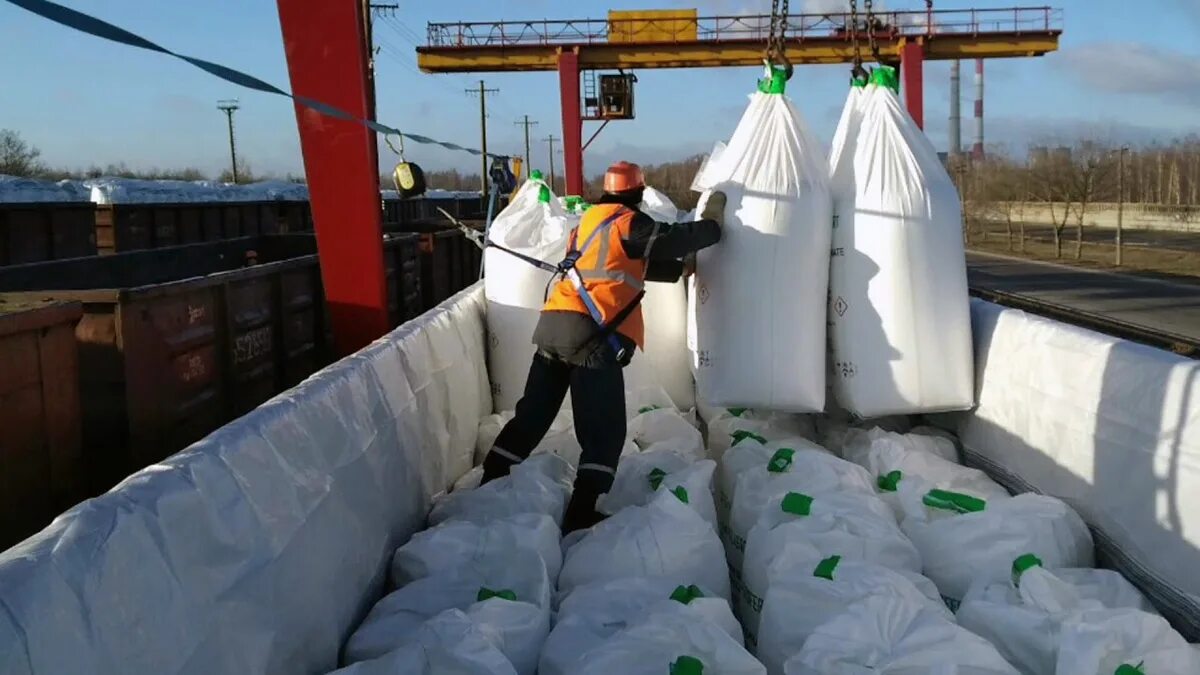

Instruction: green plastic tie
[870,65,900,94]
[537,184,551,203]
[648,467,668,491]
[923,489,987,514]
[877,470,903,492]
[671,486,690,504]
[813,555,842,580]
[671,656,704,675]
[530,169,544,180]
[757,64,789,95]
[781,492,813,516]
[1114,662,1145,675]
[669,584,705,605]
[1011,553,1044,587]
[767,448,795,473]
[730,429,768,447]
[728,407,749,417]
[851,74,869,88]
[476,587,517,602]
[639,404,663,414]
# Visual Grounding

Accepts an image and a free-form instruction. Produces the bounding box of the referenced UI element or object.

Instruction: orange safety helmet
[603,161,645,194]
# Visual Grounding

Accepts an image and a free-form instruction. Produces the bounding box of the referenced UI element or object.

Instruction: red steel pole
[276,0,390,355]
[558,48,584,196]
[901,41,925,129]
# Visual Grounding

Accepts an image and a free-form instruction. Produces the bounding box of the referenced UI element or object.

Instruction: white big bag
[596,450,718,528]
[572,601,766,675]
[559,486,731,600]
[827,71,974,417]
[783,595,1018,675]
[540,577,741,675]
[391,512,562,586]
[1056,608,1200,675]
[756,555,948,671]
[328,609,518,675]
[957,557,1156,675]
[740,490,920,639]
[692,69,832,411]
[345,552,551,667]
[428,453,573,527]
[484,175,571,411]
[900,492,1094,607]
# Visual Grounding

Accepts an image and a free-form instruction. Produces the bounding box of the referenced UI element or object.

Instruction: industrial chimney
[949,60,962,157]
[972,59,985,160]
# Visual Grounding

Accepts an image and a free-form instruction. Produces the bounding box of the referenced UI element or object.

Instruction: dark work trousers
[481,350,627,532]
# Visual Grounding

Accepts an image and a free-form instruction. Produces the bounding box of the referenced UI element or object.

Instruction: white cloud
[1058,42,1200,107]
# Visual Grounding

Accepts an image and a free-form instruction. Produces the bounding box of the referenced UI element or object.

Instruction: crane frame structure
[417,7,1063,195]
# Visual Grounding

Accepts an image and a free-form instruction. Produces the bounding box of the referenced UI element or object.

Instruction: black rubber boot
[561,486,606,534]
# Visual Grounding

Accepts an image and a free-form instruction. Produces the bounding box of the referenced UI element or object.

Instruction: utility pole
[515,116,538,177]
[465,80,499,194]
[363,3,399,123]
[544,134,559,193]
[1116,154,1124,266]
[217,99,240,183]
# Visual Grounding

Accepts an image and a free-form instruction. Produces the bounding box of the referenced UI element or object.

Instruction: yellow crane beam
[417,33,1059,72]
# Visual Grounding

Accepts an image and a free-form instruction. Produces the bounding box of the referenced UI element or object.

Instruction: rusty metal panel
[151,207,180,248]
[0,301,83,549]
[0,205,97,265]
[608,9,697,43]
[177,207,204,244]
[279,266,323,385]
[223,276,277,415]
[121,288,225,469]
[114,206,153,252]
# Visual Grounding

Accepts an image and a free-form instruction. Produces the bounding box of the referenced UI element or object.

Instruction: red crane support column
[277,0,389,356]
[901,41,925,129]
[558,48,584,196]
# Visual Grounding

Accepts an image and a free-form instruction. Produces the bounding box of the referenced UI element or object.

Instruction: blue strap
[4,0,509,161]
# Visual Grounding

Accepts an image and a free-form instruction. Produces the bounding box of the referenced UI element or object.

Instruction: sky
[2,0,1199,179]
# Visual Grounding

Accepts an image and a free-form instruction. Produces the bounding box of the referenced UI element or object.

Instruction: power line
[466,81,500,193]
[515,116,538,176]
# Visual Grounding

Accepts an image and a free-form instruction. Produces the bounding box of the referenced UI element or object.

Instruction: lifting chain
[848,0,866,80]
[864,0,882,63]
[766,0,793,79]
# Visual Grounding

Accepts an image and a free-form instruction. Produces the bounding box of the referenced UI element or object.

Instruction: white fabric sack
[757,556,947,671]
[901,493,1094,607]
[957,564,1156,675]
[597,452,718,528]
[625,386,680,419]
[624,186,696,410]
[827,81,974,417]
[329,610,518,675]
[1056,608,1200,675]
[741,491,919,639]
[428,453,573,527]
[451,466,484,493]
[345,553,551,664]
[716,436,828,522]
[391,512,562,587]
[783,595,1018,675]
[841,426,959,465]
[559,487,731,600]
[843,427,1009,517]
[708,411,818,461]
[541,578,741,675]
[572,601,766,675]
[485,177,572,411]
[692,81,832,412]
[475,413,516,466]
[728,447,876,570]
[628,407,705,457]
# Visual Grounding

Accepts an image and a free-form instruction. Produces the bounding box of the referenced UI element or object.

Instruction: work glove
[700,190,727,226]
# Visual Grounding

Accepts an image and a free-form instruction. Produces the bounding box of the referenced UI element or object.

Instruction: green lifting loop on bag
[648,467,668,491]
[671,655,704,675]
[669,584,705,605]
[813,555,842,580]
[476,587,517,602]
[1011,553,1044,587]
[870,65,900,93]
[781,491,813,516]
[877,470,903,492]
[767,448,795,473]
[923,489,986,514]
[731,429,768,447]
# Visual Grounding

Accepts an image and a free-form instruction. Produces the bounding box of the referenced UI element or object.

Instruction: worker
[480,161,725,533]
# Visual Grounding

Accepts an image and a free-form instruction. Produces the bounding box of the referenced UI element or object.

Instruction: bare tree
[1064,142,1116,260]
[0,129,44,177]
[1028,146,1075,258]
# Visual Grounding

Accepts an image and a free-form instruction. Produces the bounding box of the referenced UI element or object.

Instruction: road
[966,251,1200,344]
[979,223,1200,253]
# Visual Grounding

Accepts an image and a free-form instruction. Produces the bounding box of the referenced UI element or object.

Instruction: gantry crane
[417,6,1062,195]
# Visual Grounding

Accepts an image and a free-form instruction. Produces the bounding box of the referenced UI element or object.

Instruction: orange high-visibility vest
[543,203,647,348]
